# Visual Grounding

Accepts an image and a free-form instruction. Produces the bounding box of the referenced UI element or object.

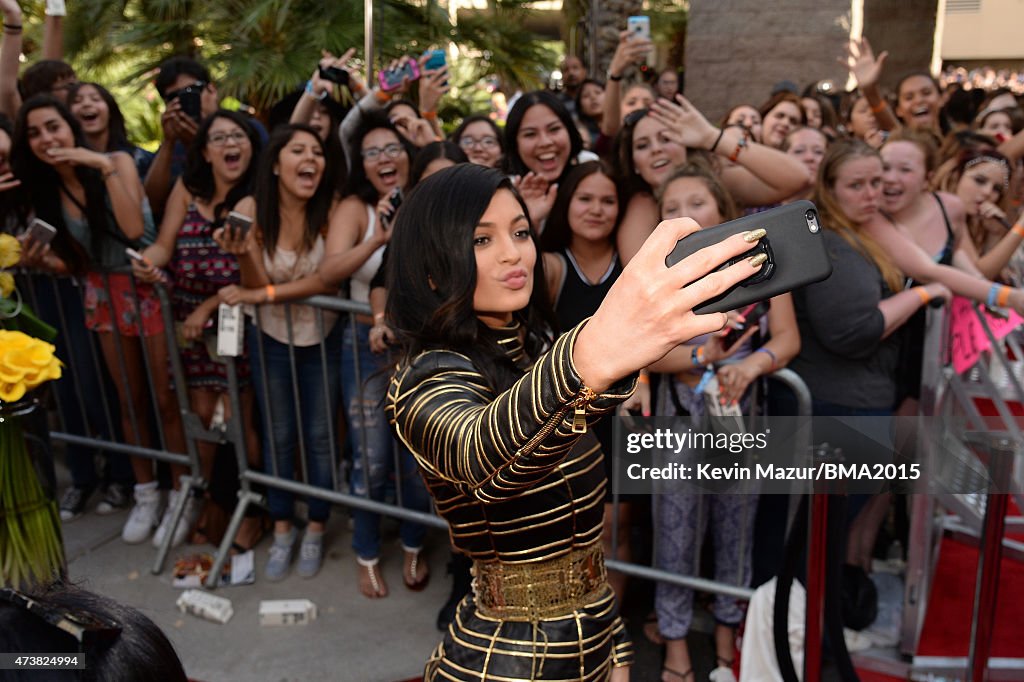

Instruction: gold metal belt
[472,543,608,621]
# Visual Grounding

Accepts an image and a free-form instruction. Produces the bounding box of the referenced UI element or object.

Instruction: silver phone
[25,218,58,246]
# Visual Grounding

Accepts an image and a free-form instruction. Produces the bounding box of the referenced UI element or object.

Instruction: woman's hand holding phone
[213,221,254,256]
[573,217,766,392]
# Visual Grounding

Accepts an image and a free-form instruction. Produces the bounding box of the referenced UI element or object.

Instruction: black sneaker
[96,482,131,515]
[59,486,93,522]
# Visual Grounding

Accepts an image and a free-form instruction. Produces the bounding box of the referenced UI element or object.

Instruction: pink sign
[949,296,1024,374]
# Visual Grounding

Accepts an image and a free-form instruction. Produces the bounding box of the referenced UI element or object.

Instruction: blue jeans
[249,322,341,523]
[30,275,130,489]
[342,320,429,559]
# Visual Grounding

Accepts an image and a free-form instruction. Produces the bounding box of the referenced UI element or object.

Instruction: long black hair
[385,164,555,392]
[11,95,106,274]
[255,123,333,257]
[503,90,583,182]
[66,82,131,153]
[343,112,417,205]
[539,160,622,254]
[183,109,262,224]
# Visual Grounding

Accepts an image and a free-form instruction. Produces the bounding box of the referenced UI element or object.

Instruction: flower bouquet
[0,233,64,589]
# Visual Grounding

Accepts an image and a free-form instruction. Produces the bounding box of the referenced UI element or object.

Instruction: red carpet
[916,535,1024,657]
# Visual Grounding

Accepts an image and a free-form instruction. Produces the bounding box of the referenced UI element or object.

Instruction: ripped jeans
[341,320,429,560]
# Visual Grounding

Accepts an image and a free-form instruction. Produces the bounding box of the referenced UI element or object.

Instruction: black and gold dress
[387,322,636,681]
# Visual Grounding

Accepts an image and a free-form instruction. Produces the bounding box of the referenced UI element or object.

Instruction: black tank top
[553,248,622,331]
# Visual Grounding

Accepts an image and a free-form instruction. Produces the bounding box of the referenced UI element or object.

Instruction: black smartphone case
[664,200,832,314]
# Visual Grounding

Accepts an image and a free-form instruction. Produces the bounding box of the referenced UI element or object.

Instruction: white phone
[225,211,253,239]
[627,16,653,61]
[25,218,58,246]
[125,247,147,264]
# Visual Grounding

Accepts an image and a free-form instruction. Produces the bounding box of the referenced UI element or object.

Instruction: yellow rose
[0,233,20,269]
[0,330,61,400]
[0,272,13,298]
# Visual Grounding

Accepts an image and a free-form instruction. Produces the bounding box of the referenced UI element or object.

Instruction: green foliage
[48,0,556,136]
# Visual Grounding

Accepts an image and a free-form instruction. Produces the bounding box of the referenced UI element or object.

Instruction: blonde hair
[813,139,904,292]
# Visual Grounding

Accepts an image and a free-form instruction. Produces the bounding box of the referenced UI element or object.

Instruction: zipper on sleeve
[571,385,598,434]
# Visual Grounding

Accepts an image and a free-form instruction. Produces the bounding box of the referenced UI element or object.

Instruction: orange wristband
[870,99,887,114]
[997,285,1012,307]
[265,284,276,303]
[1012,223,1024,238]
[374,90,391,105]
[422,110,437,120]
[914,287,930,305]
[637,371,650,385]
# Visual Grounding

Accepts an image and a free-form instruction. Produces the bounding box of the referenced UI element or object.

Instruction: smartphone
[318,65,350,86]
[125,247,147,264]
[225,211,253,240]
[175,86,202,124]
[722,300,771,349]
[378,60,420,92]
[627,15,651,42]
[423,49,446,71]
[665,200,833,314]
[627,16,652,62]
[423,49,448,87]
[382,190,403,230]
[25,218,57,246]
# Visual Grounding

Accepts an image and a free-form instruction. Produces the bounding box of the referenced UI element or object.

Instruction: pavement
[58,464,722,682]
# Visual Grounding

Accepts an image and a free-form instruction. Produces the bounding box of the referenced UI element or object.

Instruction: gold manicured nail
[748,253,768,268]
[743,228,766,242]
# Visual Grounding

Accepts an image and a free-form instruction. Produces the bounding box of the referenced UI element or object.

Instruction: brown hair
[932,147,1012,252]
[657,160,739,223]
[813,139,904,292]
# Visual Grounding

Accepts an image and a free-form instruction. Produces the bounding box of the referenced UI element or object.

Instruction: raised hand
[513,172,557,226]
[608,29,652,78]
[842,37,888,90]
[648,95,718,150]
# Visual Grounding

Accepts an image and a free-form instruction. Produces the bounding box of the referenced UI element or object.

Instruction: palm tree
[61,0,556,116]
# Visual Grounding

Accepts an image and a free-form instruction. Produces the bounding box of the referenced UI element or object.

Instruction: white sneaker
[152,489,201,549]
[709,667,737,682]
[122,486,162,544]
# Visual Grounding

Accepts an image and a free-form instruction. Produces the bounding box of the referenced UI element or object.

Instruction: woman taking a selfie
[385,163,768,681]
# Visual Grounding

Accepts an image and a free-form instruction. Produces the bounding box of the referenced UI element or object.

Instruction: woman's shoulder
[391,348,489,398]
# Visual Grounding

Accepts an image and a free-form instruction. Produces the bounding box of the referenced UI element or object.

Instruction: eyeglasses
[459,135,498,150]
[0,588,122,651]
[362,143,405,161]
[207,131,248,147]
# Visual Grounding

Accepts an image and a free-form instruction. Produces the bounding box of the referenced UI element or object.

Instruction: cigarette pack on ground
[172,551,255,588]
[258,599,318,626]
[217,303,244,357]
[176,589,233,624]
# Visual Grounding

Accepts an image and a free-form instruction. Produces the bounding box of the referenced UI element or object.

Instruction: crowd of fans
[4,5,1024,678]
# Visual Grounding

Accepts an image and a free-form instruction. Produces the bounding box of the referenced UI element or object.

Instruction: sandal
[403,548,430,591]
[357,557,388,598]
[662,667,693,682]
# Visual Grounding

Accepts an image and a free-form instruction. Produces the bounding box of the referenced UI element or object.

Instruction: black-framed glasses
[458,135,498,150]
[0,587,122,651]
[362,143,405,161]
[207,131,249,147]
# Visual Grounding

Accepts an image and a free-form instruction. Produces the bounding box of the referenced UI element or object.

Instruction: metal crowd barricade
[893,301,1024,681]
[608,369,813,601]
[204,294,446,590]
[20,267,208,575]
